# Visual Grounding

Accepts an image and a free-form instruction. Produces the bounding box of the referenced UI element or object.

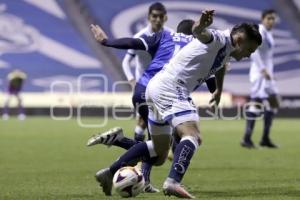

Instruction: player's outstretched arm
[209,65,226,107]
[193,10,214,43]
[90,24,146,50]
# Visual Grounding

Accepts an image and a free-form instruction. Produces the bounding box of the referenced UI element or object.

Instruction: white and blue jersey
[249,24,277,99]
[137,31,193,87]
[146,29,234,127]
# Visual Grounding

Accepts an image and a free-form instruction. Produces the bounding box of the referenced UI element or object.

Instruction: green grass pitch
[0,117,299,199]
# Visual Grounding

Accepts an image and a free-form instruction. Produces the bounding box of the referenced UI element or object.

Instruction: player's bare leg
[134,116,147,141]
[163,121,201,199]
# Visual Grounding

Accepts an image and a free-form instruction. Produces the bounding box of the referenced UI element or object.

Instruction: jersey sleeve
[138,31,163,52]
[102,38,145,50]
[205,29,228,48]
[122,53,135,81]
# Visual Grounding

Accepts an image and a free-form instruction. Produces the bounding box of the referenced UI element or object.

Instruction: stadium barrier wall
[1,92,300,118]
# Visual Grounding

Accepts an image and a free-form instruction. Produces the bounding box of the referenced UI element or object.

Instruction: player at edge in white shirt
[241,9,280,148]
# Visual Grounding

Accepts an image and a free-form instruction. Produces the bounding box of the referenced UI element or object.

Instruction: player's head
[230,23,262,61]
[148,2,167,32]
[261,9,276,30]
[176,19,195,35]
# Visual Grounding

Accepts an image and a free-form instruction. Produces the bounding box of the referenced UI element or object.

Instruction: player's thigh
[132,83,148,122]
[250,78,269,99]
[175,121,202,145]
[148,122,172,154]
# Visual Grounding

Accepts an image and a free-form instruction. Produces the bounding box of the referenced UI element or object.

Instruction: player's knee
[179,125,202,146]
[182,133,202,148]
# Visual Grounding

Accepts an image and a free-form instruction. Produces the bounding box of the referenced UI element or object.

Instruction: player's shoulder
[208,29,230,45]
[258,24,268,36]
[258,24,265,32]
[133,26,151,38]
[163,26,175,33]
[170,32,194,43]
[134,25,174,38]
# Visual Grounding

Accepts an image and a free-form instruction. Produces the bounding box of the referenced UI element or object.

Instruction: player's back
[157,29,233,92]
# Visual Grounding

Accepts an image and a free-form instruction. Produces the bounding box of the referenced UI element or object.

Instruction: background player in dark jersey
[2,69,27,120]
[122,2,172,143]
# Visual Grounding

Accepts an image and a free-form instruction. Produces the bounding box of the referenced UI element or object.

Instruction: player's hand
[90,24,108,43]
[209,89,221,108]
[261,69,271,80]
[129,79,136,88]
[199,10,215,29]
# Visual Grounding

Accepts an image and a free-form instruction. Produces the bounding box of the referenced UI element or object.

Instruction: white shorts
[146,75,199,131]
[250,78,278,99]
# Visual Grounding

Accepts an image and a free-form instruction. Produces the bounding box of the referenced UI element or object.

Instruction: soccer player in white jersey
[96,10,262,198]
[241,9,280,149]
[122,2,172,142]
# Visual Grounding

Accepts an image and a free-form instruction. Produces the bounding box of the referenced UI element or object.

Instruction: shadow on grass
[194,186,300,198]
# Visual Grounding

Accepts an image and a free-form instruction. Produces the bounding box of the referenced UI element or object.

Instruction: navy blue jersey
[138,31,193,87]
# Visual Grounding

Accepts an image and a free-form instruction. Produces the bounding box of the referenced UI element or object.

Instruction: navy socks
[168,137,197,182]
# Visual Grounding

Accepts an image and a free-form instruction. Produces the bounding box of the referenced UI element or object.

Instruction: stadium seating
[84,0,300,96]
[0,0,113,92]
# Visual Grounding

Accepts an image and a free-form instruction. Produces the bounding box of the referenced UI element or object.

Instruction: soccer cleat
[95,168,113,196]
[260,140,278,148]
[163,178,195,199]
[86,127,124,147]
[240,140,256,149]
[144,182,160,193]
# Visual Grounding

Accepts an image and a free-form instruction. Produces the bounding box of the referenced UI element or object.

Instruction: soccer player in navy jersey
[122,2,172,143]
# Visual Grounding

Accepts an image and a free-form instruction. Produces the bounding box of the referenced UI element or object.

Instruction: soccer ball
[113,166,145,197]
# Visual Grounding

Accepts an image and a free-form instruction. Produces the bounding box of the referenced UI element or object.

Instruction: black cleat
[95,168,113,196]
[260,140,278,148]
[241,140,256,149]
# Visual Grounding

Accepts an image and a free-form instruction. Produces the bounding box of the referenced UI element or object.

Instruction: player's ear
[235,33,245,47]
[164,15,168,22]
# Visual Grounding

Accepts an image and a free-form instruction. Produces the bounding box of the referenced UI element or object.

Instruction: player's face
[231,35,260,61]
[262,13,276,30]
[148,10,167,32]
